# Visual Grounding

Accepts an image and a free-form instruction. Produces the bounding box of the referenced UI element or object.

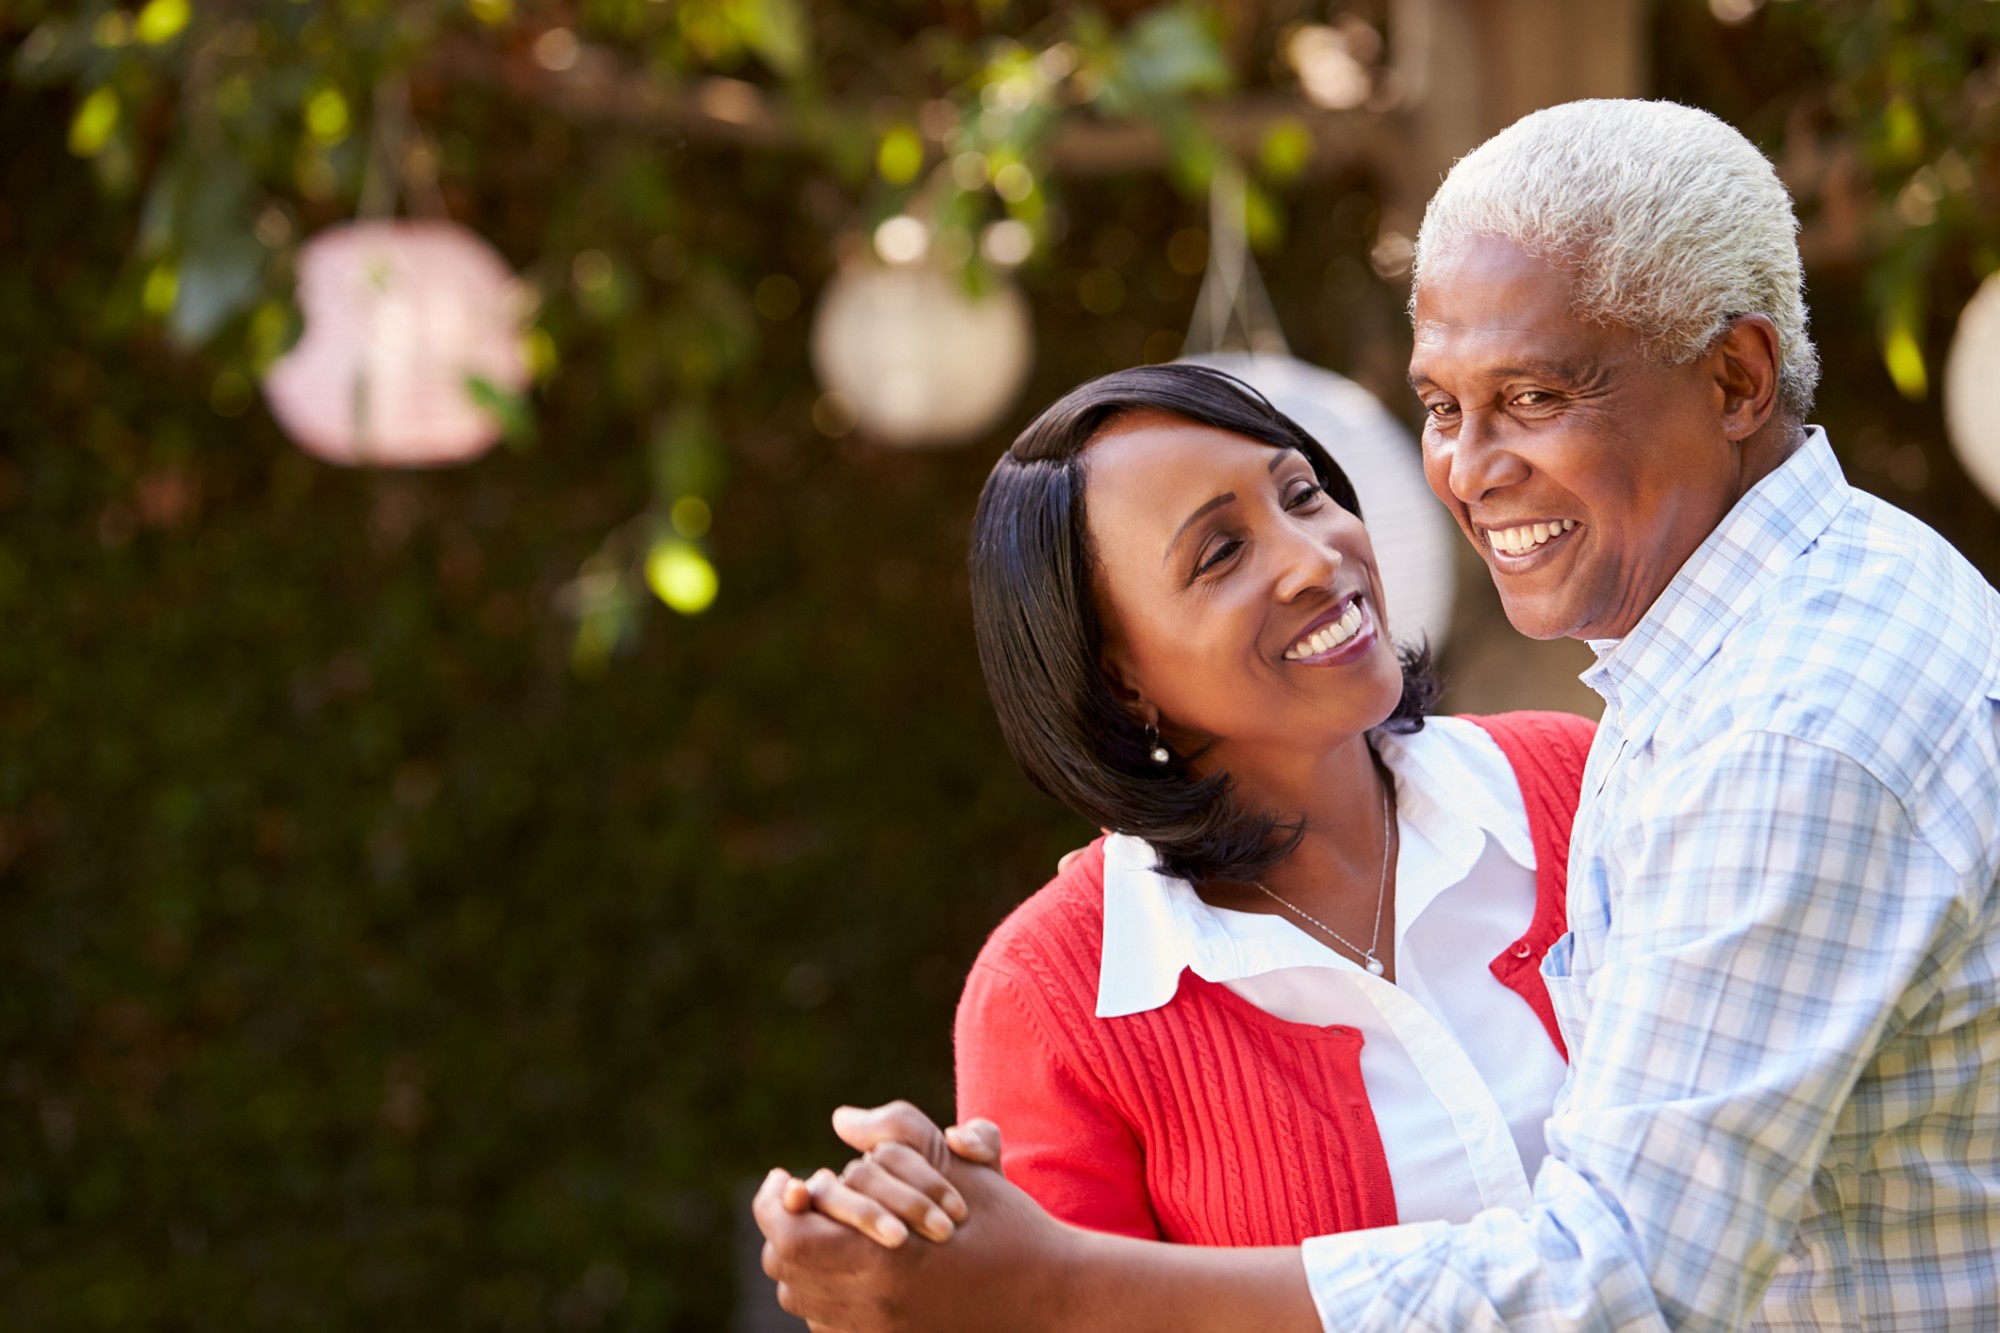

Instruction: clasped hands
[753,1101,1076,1332]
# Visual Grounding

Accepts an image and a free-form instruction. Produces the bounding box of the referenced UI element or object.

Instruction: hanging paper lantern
[810,259,1033,448]
[264,220,530,467]
[1185,352,1458,650]
[1943,272,2000,509]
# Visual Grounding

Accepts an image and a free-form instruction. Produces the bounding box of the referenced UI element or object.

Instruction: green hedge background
[5,2,1999,1329]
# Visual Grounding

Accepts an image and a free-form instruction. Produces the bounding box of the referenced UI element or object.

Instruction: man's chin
[1492,588,1591,642]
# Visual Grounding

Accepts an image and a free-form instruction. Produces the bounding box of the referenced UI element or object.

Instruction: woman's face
[1084,410,1405,783]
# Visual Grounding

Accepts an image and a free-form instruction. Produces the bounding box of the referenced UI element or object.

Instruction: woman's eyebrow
[1163,493,1236,565]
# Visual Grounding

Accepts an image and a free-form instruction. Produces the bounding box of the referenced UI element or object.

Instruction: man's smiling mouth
[1484,518,1577,557]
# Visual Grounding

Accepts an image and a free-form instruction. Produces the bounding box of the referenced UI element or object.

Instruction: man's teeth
[1284,602,1365,661]
[1488,518,1577,556]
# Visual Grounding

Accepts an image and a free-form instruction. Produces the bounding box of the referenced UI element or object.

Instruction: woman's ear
[1098,645,1153,719]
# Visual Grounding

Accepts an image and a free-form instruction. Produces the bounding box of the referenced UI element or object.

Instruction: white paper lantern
[810,261,1033,448]
[1184,352,1457,650]
[1943,272,2000,509]
[264,220,530,467]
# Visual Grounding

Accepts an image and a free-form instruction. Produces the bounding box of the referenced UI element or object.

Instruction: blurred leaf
[1119,4,1229,100]
[745,0,810,79]
[1880,319,1928,399]
[68,85,119,158]
[145,154,266,346]
[649,403,725,500]
[171,236,264,346]
[466,375,537,451]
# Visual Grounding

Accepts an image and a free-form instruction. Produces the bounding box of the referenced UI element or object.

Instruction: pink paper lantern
[264,220,530,467]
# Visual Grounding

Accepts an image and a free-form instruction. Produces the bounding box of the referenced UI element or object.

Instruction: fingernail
[943,1193,968,1222]
[922,1209,954,1242]
[877,1216,909,1246]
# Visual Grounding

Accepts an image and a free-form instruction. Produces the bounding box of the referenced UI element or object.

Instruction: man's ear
[1712,314,1783,442]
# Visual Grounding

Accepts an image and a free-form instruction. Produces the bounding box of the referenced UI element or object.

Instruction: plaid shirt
[1303,430,2000,1331]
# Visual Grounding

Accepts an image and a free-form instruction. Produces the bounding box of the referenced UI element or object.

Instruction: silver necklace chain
[1254,765,1393,977]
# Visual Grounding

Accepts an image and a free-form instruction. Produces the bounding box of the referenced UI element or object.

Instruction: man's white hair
[1413,99,1819,420]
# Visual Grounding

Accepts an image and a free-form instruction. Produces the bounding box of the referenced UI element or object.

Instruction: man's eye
[1514,390,1555,406]
[1426,400,1458,419]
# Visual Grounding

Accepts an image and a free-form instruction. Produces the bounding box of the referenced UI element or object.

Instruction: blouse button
[1510,941,1533,959]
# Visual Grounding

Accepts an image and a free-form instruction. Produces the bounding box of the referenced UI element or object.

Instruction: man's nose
[1433,411,1528,504]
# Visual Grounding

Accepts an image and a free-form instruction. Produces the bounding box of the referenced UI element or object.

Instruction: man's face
[1408,235,1747,641]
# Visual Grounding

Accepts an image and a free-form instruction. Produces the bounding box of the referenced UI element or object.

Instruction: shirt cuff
[1301,1218,1458,1331]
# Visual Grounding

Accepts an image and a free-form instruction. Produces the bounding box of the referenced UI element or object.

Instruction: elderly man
[755,100,2000,1331]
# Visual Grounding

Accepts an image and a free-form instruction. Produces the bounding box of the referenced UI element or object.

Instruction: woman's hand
[775,1102,1001,1248]
[755,1106,1083,1333]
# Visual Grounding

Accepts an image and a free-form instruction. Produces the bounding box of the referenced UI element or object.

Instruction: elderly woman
[858,362,1594,1248]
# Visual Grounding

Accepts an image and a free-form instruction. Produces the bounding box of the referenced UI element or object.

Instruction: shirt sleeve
[1302,730,1970,1332]
[954,958,1163,1240]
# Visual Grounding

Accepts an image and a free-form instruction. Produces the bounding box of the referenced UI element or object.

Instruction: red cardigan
[953,711,1596,1246]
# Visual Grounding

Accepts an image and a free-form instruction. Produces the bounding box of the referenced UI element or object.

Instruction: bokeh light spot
[305,88,350,146]
[980,220,1033,268]
[876,127,924,185]
[645,541,718,615]
[68,87,120,158]
[872,216,928,266]
[136,0,191,45]
[142,264,179,316]
[670,495,712,539]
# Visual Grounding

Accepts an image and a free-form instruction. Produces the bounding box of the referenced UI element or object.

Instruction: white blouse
[1095,715,1568,1225]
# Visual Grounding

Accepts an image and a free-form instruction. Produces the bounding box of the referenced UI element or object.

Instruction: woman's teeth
[1488,518,1576,556]
[1284,601,1364,661]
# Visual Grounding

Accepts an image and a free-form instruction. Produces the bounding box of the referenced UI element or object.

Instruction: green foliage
[1,7,1420,1319]
[1741,0,2000,396]
[7,4,1997,1330]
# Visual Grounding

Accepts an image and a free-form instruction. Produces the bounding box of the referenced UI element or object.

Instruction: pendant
[1365,956,1385,977]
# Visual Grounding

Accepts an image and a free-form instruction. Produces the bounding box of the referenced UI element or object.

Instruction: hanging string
[358,73,451,222]
[1182,160,1289,358]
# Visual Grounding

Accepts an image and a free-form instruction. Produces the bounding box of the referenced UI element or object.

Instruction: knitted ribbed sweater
[953,711,1596,1246]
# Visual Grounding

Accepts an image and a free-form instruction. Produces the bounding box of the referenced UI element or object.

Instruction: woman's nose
[1274,527,1342,601]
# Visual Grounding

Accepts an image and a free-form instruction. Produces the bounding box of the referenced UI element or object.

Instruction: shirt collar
[1579,427,1849,742]
[1095,719,1536,1019]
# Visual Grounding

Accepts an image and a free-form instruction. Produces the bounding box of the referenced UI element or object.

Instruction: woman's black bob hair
[969,362,1440,886]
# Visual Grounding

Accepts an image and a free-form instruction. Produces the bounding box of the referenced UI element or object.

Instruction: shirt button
[1511,941,1533,959]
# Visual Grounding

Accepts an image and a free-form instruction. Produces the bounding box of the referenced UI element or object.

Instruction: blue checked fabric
[1303,430,2000,1331]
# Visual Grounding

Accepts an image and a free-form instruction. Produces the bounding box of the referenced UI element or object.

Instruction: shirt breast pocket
[1539,932,1592,1057]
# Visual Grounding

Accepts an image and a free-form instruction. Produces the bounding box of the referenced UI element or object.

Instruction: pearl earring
[1145,724,1170,766]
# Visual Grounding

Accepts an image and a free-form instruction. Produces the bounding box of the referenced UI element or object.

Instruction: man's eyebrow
[1164,493,1236,565]
[1407,357,1601,391]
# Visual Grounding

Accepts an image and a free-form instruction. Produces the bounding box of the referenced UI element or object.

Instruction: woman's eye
[1193,538,1240,578]
[1284,482,1324,510]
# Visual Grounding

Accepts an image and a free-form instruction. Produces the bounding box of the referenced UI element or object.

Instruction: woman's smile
[1280,593,1374,665]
